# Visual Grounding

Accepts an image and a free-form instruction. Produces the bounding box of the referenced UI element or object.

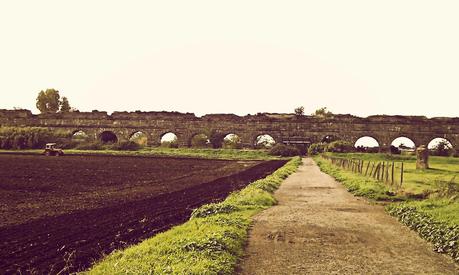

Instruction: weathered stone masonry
[0,109,458,150]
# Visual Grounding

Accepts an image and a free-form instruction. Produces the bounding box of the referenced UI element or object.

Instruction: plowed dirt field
[0,154,286,274]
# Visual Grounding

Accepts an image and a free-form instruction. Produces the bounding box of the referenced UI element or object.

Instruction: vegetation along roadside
[85,157,302,274]
[314,153,459,263]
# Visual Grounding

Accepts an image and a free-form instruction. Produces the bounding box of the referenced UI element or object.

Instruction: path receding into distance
[238,158,459,274]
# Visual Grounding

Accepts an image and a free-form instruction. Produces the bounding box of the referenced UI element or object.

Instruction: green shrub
[326,140,354,153]
[191,134,210,148]
[56,139,81,149]
[161,140,178,148]
[308,142,326,155]
[387,204,459,262]
[268,144,301,156]
[112,140,141,151]
[432,177,459,199]
[0,127,70,149]
[430,140,454,157]
[191,203,239,218]
[75,141,104,150]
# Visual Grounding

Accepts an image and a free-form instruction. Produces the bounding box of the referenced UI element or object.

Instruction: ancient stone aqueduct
[0,109,458,151]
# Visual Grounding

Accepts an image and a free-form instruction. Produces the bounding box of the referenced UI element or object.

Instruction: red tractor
[43,143,64,156]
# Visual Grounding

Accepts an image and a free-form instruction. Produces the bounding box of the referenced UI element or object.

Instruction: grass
[314,156,403,201]
[315,152,459,263]
[0,147,282,161]
[84,157,302,274]
[401,198,459,226]
[324,152,459,196]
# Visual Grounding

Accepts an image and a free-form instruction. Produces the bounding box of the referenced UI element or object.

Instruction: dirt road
[238,158,459,274]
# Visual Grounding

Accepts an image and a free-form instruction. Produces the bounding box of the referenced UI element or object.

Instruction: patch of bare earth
[238,158,459,274]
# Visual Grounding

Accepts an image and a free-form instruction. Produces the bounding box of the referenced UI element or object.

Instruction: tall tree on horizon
[36,89,73,113]
[60,97,71,112]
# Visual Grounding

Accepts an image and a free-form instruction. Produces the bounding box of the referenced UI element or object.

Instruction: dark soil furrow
[0,154,286,274]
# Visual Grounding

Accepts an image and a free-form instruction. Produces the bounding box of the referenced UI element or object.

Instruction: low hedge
[386,203,459,262]
[87,157,302,274]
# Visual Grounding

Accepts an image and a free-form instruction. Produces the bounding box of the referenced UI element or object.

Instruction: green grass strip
[0,147,281,161]
[85,157,302,274]
[314,156,404,201]
[316,154,459,263]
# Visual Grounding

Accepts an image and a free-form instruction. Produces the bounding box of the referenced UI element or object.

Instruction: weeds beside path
[238,158,458,274]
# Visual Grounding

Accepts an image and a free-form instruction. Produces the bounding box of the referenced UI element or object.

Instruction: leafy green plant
[387,204,459,262]
[111,140,141,151]
[325,140,354,153]
[0,126,70,149]
[190,133,210,148]
[74,141,105,150]
[308,142,326,155]
[268,144,300,156]
[432,176,459,199]
[191,203,239,218]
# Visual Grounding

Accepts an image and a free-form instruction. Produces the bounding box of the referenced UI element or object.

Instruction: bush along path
[85,157,302,274]
[238,158,458,274]
[386,204,459,262]
[315,155,459,265]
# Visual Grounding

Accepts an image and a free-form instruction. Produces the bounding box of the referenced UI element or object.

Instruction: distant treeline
[0,127,70,149]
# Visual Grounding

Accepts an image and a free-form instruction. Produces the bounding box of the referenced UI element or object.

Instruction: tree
[206,130,225,148]
[312,107,333,118]
[36,89,61,113]
[191,134,209,148]
[294,106,304,118]
[36,89,73,113]
[60,97,71,112]
[431,140,453,156]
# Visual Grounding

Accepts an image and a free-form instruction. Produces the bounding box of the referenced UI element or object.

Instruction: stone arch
[189,133,210,148]
[129,131,148,146]
[99,131,118,143]
[223,133,242,149]
[390,136,416,150]
[354,135,380,153]
[160,132,178,148]
[253,134,276,149]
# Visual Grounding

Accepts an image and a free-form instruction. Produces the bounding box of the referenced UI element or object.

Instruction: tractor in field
[43,143,64,156]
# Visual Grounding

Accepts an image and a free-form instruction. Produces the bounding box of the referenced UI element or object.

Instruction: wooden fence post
[400,162,404,187]
[391,161,395,185]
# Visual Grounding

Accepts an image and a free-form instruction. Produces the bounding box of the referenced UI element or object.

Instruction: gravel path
[238,158,459,274]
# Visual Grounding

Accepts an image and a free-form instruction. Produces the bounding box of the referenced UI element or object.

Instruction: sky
[1,1,458,117]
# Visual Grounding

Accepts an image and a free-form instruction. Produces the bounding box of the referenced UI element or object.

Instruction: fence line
[321,155,404,188]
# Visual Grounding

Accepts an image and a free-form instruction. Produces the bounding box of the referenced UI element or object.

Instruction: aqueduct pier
[1,109,458,150]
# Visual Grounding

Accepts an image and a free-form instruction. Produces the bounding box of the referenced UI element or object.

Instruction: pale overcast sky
[1,1,458,117]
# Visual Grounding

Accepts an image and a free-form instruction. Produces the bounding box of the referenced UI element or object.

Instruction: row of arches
[70,130,455,151]
[70,130,277,148]
[354,136,453,150]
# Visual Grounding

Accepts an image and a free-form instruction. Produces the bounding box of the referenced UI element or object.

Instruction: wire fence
[321,155,405,189]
